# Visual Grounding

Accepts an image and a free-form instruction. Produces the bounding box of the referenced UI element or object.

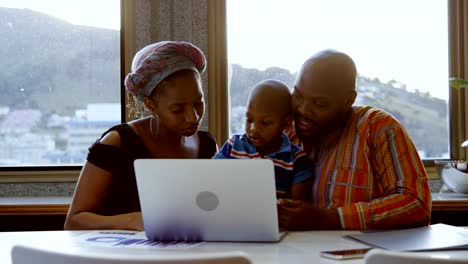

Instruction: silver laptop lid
[134,159,280,242]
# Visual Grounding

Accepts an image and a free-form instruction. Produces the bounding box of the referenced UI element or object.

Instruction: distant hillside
[228,64,448,157]
[0,8,449,157]
[0,8,120,115]
[356,76,448,157]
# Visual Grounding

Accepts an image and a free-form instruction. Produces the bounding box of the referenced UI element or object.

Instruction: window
[226,0,450,160]
[0,0,121,167]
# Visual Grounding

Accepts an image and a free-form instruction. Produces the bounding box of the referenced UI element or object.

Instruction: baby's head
[245,79,292,149]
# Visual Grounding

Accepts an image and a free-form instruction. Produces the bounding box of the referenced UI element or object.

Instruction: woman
[64,41,218,230]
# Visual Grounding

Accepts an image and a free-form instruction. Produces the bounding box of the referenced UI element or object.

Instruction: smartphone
[320,248,371,260]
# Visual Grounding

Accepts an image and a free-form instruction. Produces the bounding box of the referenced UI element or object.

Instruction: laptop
[134,159,286,242]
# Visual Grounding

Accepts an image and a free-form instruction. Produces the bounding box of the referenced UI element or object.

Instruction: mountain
[0,7,120,116]
[228,64,448,158]
[0,8,449,158]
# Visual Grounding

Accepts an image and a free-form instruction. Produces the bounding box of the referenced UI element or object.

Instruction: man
[278,50,431,230]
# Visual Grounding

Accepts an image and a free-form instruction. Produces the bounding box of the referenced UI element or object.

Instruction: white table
[1,230,468,264]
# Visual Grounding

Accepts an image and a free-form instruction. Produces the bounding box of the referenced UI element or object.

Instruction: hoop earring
[149,114,160,137]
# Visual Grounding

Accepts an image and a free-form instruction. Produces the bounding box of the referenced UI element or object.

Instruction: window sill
[0,197,71,215]
[431,192,468,211]
[0,194,467,216]
[0,170,79,183]
[0,164,438,183]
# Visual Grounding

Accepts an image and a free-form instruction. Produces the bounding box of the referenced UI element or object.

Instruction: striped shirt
[289,106,431,230]
[213,133,313,192]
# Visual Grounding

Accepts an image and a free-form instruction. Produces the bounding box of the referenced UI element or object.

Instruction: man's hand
[277,199,341,230]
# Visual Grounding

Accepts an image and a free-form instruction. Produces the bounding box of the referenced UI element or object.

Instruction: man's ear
[346,90,357,107]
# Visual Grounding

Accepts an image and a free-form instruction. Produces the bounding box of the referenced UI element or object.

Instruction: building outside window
[0,0,121,167]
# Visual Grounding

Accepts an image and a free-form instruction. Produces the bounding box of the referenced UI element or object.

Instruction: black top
[86,124,218,216]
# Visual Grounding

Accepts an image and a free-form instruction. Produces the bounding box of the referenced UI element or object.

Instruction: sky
[227,0,449,100]
[0,0,120,30]
[0,0,449,100]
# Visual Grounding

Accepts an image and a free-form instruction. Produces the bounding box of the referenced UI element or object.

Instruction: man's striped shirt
[289,106,431,230]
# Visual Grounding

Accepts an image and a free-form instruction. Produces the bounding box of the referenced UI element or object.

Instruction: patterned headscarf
[124,41,206,102]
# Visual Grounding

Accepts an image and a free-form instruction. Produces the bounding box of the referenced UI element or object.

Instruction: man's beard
[295,125,322,144]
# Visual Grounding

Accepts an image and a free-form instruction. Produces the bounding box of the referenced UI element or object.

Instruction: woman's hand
[277,199,341,230]
[126,212,144,231]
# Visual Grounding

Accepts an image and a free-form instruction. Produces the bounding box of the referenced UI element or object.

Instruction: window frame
[211,0,468,175]
[0,0,466,182]
[448,0,468,162]
[0,0,135,183]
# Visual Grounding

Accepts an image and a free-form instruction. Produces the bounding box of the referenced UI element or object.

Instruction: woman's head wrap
[124,41,206,102]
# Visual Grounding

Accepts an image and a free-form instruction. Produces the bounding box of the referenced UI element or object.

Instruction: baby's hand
[276,191,289,199]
